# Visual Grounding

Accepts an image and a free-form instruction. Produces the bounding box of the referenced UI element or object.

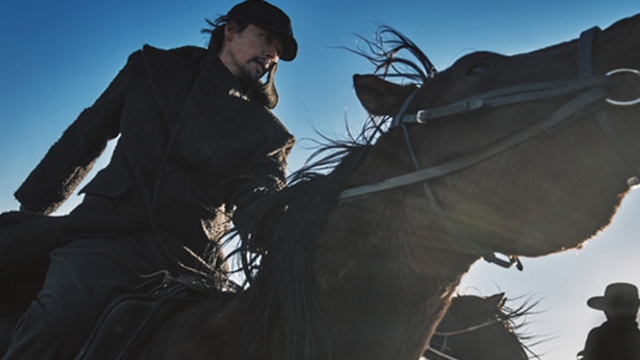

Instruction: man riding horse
[0,1,297,358]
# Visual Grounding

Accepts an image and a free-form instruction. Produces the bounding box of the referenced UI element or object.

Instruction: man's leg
[2,235,168,359]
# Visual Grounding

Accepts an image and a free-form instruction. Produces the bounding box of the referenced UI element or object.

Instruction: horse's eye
[468,63,491,76]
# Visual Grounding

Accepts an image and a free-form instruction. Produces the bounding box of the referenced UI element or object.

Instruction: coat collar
[142,45,209,126]
[141,45,277,128]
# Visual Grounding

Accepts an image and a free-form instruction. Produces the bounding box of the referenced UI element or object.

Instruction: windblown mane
[221,27,439,360]
[349,26,437,82]
[489,296,543,359]
[499,298,542,359]
[431,294,542,360]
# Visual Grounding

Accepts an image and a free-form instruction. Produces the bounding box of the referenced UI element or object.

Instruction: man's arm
[14,52,140,215]
[230,134,294,251]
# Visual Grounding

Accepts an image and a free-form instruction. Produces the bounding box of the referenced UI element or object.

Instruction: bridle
[339,27,640,267]
[338,26,640,269]
[424,318,502,360]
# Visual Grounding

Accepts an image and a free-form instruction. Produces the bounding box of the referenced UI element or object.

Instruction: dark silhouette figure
[578,283,640,360]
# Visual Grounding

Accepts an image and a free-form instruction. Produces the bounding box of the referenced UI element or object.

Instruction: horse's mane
[434,294,541,360]
[488,299,545,359]
[218,27,438,360]
[348,26,437,82]
[498,297,543,360]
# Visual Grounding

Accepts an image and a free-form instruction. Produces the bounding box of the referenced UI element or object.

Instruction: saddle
[74,273,236,360]
[0,271,237,360]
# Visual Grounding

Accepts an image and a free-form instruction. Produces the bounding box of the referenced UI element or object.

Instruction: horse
[0,288,532,360]
[424,293,534,360]
[134,12,640,360]
[2,12,639,360]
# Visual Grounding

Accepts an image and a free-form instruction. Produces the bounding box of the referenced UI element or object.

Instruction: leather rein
[424,317,501,360]
[338,27,640,269]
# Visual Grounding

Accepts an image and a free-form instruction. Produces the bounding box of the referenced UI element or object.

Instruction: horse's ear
[353,74,418,115]
[486,293,507,310]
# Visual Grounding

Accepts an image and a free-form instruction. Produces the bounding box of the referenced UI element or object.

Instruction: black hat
[588,283,640,312]
[227,0,297,61]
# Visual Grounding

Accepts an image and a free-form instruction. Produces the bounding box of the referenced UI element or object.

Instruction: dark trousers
[2,232,170,360]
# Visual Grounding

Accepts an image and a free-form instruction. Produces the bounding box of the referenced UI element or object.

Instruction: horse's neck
[313,172,479,359]
[444,322,528,360]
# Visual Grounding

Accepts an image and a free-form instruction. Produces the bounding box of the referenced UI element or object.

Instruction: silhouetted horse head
[426,293,533,360]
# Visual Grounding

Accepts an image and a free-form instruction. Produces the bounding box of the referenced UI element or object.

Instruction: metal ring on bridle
[605,68,640,106]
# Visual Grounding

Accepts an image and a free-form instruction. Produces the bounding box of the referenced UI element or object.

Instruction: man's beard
[238,57,268,83]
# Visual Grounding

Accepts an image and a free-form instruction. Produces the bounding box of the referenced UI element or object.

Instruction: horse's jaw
[420,99,638,258]
[439,169,630,258]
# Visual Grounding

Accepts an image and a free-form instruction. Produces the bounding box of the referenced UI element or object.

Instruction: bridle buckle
[416,110,429,124]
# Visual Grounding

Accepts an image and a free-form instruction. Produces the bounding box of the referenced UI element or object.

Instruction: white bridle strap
[433,318,499,337]
[339,86,609,199]
[423,347,461,360]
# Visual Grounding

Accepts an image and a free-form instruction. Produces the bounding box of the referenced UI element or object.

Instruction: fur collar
[142,44,278,110]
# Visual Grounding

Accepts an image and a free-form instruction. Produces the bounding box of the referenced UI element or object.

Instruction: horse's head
[438,293,506,331]
[353,13,640,258]
[429,293,530,360]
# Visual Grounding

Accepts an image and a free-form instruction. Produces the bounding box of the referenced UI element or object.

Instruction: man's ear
[353,74,418,116]
[224,21,238,41]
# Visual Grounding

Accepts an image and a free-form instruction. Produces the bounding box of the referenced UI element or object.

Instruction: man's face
[604,305,639,321]
[219,22,284,83]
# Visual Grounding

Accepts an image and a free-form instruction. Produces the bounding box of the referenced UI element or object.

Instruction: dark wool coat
[1,45,294,276]
[581,320,640,360]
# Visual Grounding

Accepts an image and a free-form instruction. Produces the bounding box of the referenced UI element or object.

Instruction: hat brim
[230,17,298,61]
[588,296,640,311]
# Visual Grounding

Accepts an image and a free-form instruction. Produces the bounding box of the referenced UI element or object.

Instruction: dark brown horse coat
[0,44,294,276]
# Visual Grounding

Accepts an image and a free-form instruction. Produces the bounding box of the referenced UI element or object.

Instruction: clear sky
[1,1,639,359]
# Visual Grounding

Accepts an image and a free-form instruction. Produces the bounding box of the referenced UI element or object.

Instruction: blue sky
[1,1,639,359]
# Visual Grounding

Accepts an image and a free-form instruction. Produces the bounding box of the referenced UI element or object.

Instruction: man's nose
[265,46,280,63]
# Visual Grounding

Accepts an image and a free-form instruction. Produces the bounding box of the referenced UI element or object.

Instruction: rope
[433,318,499,337]
[423,346,461,360]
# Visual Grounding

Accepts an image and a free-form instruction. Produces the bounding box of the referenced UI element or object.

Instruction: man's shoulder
[141,45,208,62]
[138,45,211,85]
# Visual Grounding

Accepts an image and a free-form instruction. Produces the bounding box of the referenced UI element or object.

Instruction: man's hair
[202,15,251,53]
